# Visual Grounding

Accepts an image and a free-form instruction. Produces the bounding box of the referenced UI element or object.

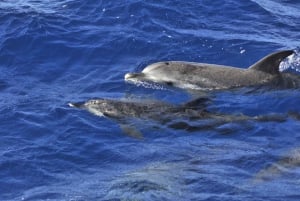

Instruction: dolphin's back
[143,61,272,90]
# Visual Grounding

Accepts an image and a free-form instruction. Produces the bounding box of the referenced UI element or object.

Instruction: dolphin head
[84,99,121,117]
[70,99,122,117]
[125,62,180,86]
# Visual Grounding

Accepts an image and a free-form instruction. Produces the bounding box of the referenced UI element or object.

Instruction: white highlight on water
[279,49,300,72]
[126,80,167,90]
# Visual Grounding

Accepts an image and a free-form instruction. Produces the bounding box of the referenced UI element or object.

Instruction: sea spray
[279,48,300,72]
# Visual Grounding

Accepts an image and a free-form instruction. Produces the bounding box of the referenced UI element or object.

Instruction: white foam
[279,49,300,72]
[126,79,167,90]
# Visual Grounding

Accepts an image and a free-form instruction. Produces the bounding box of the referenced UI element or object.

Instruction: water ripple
[1,0,300,200]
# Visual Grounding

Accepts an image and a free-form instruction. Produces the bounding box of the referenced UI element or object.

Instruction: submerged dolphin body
[253,148,300,184]
[125,50,299,91]
[69,98,287,138]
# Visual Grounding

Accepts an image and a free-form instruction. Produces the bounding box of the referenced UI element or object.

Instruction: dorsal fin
[249,50,294,74]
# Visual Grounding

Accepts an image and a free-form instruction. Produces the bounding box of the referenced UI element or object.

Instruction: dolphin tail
[249,50,294,74]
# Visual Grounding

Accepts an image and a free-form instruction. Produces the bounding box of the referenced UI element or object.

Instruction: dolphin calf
[125,50,299,91]
[252,147,300,184]
[69,97,287,138]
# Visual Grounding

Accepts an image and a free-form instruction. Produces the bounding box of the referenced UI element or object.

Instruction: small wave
[126,80,168,90]
[0,0,69,14]
[250,0,300,18]
[104,162,186,200]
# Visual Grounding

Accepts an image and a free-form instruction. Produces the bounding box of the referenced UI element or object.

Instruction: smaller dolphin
[125,50,299,91]
[69,97,288,138]
[252,148,300,184]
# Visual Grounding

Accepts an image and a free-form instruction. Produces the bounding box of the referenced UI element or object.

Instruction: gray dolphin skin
[125,50,299,91]
[69,97,213,121]
[69,97,286,138]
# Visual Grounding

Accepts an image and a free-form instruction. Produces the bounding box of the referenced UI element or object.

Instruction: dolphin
[252,147,300,184]
[69,97,288,138]
[125,50,299,91]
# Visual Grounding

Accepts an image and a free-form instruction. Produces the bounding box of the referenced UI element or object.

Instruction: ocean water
[1,0,300,200]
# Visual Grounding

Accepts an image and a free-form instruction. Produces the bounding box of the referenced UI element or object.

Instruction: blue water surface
[1,0,300,200]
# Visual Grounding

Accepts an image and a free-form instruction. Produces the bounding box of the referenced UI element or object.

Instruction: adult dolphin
[125,50,298,91]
